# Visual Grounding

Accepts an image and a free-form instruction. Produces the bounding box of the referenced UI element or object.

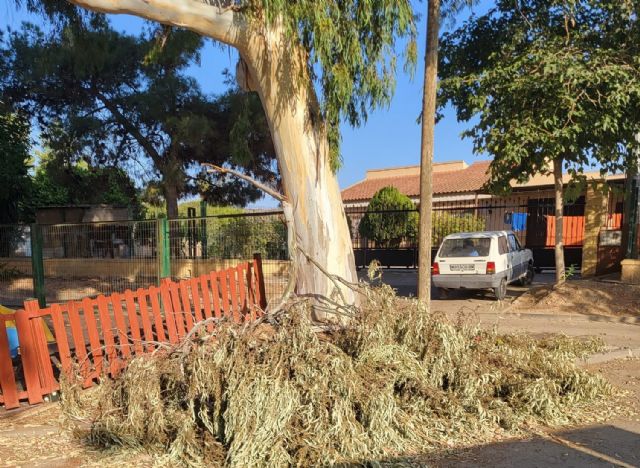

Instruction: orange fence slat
[14,307,43,405]
[111,293,131,360]
[190,278,204,324]
[50,304,72,377]
[210,272,222,318]
[67,302,90,384]
[236,265,247,320]
[160,283,179,344]
[96,296,119,377]
[219,271,230,319]
[136,289,157,351]
[82,298,104,379]
[30,316,57,394]
[200,275,214,324]
[168,282,186,339]
[0,322,20,409]
[178,281,195,332]
[149,286,170,344]
[228,269,240,323]
[124,290,144,356]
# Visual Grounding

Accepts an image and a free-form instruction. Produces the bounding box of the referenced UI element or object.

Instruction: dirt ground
[512,280,640,317]
[428,357,640,468]
[0,358,638,468]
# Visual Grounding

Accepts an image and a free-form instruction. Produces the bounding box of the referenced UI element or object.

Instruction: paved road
[360,269,640,350]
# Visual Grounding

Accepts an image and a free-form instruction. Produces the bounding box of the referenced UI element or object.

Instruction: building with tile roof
[341,160,491,207]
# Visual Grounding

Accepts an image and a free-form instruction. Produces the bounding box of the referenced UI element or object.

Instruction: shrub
[358,186,418,247]
[432,211,486,246]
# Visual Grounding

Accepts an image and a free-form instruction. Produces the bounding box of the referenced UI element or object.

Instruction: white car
[432,230,534,300]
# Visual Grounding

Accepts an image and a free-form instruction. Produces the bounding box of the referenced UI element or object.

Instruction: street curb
[577,347,640,365]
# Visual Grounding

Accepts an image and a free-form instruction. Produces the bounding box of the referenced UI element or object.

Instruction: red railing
[0,255,267,410]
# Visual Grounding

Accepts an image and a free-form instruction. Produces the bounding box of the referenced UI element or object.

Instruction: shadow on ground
[342,424,640,467]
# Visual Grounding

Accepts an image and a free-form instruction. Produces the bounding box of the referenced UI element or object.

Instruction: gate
[346,197,588,271]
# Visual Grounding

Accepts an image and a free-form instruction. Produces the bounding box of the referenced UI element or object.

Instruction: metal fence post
[29,224,46,307]
[200,200,208,259]
[157,217,171,282]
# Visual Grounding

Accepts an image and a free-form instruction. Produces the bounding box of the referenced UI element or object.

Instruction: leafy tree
[359,187,418,248]
[0,107,31,225]
[439,0,640,283]
[50,0,419,306]
[2,19,277,219]
[0,106,31,257]
[27,150,145,219]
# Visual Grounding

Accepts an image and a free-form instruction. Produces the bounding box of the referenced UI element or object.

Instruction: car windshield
[439,237,491,258]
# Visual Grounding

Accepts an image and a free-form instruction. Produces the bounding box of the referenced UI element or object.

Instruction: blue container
[5,327,19,359]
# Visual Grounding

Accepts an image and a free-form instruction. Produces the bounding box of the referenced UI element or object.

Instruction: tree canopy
[439,0,640,192]
[243,0,418,168]
[1,17,277,217]
[0,106,31,224]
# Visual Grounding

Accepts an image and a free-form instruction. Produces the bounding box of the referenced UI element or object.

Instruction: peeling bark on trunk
[239,33,359,314]
[553,157,566,284]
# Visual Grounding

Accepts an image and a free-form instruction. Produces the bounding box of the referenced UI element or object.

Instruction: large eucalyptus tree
[36,0,418,306]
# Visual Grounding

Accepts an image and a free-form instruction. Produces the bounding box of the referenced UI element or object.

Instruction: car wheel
[494,278,507,301]
[436,287,449,299]
[525,264,535,285]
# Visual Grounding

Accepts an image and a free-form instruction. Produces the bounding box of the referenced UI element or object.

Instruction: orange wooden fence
[0,255,267,410]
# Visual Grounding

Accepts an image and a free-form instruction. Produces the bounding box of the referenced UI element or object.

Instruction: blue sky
[2,1,492,204]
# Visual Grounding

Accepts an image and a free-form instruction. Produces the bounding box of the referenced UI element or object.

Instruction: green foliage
[244,0,418,169]
[439,0,640,192]
[432,212,486,245]
[0,109,31,224]
[359,186,418,247]
[1,19,277,214]
[207,216,287,260]
[27,151,145,219]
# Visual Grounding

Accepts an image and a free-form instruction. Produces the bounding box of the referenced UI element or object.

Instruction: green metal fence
[168,212,289,301]
[0,212,289,308]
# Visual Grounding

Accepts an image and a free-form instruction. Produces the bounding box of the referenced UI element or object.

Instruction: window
[498,236,509,255]
[439,237,491,258]
[508,234,521,252]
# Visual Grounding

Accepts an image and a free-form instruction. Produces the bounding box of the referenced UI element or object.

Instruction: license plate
[450,264,475,272]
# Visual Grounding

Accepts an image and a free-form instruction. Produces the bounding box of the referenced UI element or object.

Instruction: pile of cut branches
[62,285,611,467]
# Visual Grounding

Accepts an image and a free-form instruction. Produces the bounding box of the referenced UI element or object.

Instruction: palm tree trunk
[418,0,441,301]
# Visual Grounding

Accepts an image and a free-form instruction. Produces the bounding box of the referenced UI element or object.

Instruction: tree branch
[67,0,247,48]
[91,89,165,166]
[204,163,285,202]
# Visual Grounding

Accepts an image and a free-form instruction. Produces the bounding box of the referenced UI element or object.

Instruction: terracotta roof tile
[341,161,491,202]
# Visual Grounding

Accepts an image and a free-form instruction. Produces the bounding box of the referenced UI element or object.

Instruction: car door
[508,234,523,278]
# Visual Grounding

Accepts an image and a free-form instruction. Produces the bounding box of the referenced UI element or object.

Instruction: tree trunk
[417,0,440,302]
[553,157,566,284]
[164,184,179,219]
[239,34,359,315]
